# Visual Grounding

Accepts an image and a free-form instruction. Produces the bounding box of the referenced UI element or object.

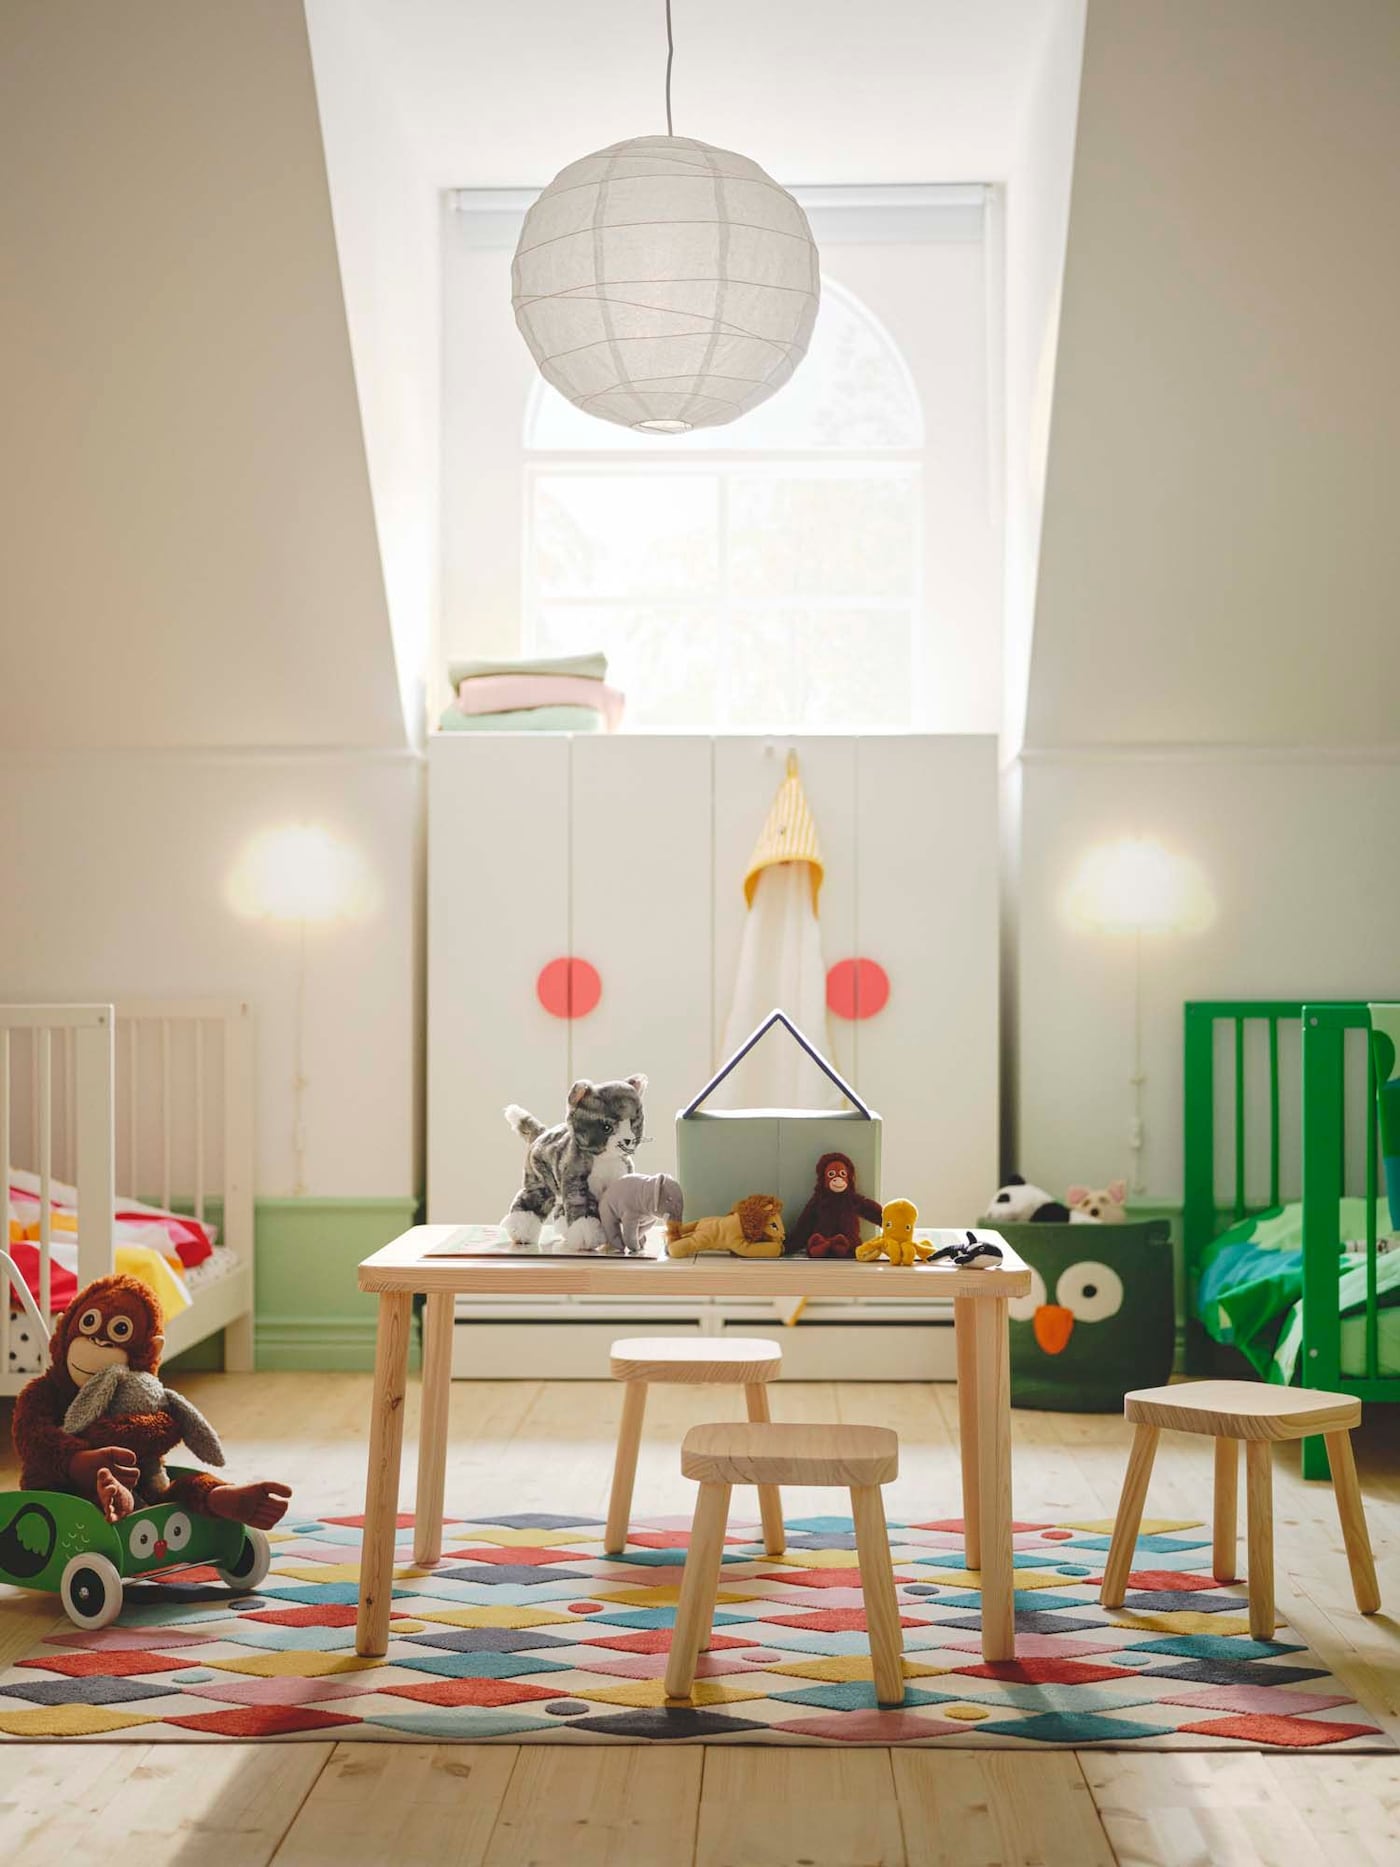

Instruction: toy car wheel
[59,1552,124,1631]
[216,1526,272,1592]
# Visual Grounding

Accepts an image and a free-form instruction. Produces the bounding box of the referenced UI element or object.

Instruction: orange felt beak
[1033,1305,1075,1355]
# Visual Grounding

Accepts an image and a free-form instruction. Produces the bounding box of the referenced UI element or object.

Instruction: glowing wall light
[225,825,377,1196]
[1062,836,1215,937]
[225,825,377,925]
[1061,836,1216,1196]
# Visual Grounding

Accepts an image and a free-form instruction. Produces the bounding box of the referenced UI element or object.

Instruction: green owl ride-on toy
[0,1483,272,1629]
[0,1249,277,1630]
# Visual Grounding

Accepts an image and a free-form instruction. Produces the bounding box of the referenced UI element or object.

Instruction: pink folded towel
[455,673,625,731]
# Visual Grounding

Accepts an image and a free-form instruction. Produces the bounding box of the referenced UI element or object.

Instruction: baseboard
[255,1314,401,1372]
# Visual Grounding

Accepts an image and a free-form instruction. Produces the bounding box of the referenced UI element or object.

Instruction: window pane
[726,608,914,730]
[729,471,918,602]
[536,603,719,728]
[534,475,718,599]
[723,609,796,730]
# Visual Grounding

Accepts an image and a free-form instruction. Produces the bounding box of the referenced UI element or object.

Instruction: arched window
[523,279,924,730]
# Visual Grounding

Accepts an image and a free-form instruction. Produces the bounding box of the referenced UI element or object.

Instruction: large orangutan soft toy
[12,1274,290,1529]
[786,1152,884,1257]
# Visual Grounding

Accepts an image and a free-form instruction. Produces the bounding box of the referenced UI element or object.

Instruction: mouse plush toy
[787,1152,884,1257]
[12,1274,291,1529]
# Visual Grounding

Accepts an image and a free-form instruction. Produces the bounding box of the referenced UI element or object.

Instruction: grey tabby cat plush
[503,1075,648,1251]
[599,1172,683,1254]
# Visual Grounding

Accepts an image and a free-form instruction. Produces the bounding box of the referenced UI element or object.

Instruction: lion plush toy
[666,1196,785,1259]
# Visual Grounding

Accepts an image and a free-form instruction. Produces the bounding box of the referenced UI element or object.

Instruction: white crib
[1,1000,255,1393]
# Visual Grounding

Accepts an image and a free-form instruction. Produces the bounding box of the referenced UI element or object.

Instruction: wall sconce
[225,825,376,926]
[1062,837,1215,1195]
[226,825,377,1196]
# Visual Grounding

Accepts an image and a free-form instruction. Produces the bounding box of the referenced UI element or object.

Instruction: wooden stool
[1100,1379,1381,1641]
[663,1422,906,1706]
[606,1337,785,1558]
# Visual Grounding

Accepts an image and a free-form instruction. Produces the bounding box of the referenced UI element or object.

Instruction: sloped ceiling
[330,0,1063,187]
[0,0,405,749]
[1027,0,1400,749]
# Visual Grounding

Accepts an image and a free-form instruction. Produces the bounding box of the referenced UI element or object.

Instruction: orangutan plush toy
[12,1274,290,1529]
[787,1152,884,1257]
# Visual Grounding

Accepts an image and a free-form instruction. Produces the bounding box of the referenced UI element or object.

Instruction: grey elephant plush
[598,1172,684,1254]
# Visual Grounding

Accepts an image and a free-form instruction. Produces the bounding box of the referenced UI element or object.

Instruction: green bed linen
[1271,1246,1400,1383]
[1197,1198,1396,1379]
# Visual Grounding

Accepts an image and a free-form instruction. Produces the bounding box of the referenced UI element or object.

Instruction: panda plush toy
[982,1174,1093,1225]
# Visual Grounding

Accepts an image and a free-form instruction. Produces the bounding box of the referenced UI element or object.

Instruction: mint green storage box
[675,1012,881,1237]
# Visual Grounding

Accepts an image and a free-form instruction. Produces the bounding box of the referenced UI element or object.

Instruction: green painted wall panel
[165,1196,419,1375]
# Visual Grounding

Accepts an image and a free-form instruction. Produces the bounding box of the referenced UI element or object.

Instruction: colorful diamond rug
[0,1512,1390,1747]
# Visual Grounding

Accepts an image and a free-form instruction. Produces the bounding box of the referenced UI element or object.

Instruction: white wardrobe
[427,733,999,1375]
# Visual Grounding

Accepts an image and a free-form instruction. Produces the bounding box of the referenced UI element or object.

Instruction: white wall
[305,0,443,747]
[1018,755,1400,1201]
[1015,0,1400,1203]
[1001,0,1084,755]
[1027,0,1400,749]
[0,2,421,1202]
[0,0,406,751]
[0,753,420,1199]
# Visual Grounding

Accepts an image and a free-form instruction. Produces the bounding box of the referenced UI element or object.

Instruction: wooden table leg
[355,1291,413,1658]
[973,1295,1015,1663]
[953,1296,981,1572]
[413,1292,455,1566]
[744,1382,786,1557]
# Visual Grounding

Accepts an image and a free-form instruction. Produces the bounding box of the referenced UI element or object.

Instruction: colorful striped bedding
[6,1168,217,1317]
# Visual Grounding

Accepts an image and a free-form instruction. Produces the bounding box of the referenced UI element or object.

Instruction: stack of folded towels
[438,651,624,734]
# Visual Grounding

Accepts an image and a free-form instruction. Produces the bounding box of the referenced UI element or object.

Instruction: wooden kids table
[353,1226,1029,1663]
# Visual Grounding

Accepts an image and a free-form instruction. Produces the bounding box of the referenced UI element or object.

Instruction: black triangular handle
[681,1008,872,1119]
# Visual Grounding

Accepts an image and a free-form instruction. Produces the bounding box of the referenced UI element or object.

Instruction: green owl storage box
[677,1010,881,1232]
[993,1219,1174,1411]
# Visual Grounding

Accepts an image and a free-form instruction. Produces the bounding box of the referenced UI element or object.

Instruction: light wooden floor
[1,1371,1398,1865]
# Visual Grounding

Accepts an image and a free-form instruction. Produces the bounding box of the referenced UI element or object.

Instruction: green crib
[1182,1000,1399,1480]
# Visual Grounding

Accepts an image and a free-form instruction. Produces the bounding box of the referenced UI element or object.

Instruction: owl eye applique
[1007,1266,1046,1322]
[1054,1261,1124,1323]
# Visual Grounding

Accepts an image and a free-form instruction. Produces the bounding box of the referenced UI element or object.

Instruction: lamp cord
[664,0,675,135]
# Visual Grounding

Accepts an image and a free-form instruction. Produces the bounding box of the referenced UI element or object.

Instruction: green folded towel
[436,703,603,734]
[448,651,607,686]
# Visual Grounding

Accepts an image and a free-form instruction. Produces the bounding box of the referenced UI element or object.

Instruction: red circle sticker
[536,957,602,1020]
[826,958,890,1021]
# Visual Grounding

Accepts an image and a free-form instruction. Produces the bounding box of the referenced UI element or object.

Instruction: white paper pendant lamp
[512,134,820,434]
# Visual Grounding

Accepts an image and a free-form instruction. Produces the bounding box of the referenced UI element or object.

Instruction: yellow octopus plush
[666,1196,785,1259]
[855,1199,932,1266]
